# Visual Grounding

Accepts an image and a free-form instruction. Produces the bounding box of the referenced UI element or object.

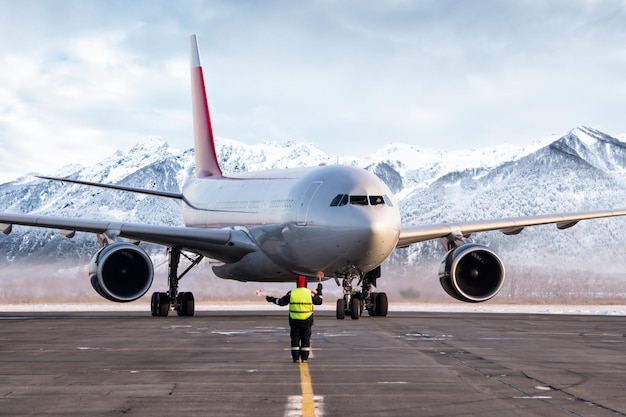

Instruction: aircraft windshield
[330,194,349,206]
[350,195,368,205]
[330,194,392,207]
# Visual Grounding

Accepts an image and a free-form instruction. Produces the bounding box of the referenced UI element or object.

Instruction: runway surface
[0,310,625,416]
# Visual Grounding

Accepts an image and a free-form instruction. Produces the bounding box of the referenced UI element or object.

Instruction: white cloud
[0,0,625,183]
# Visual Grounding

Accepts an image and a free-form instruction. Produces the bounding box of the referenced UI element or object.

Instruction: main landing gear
[150,247,204,317]
[335,266,388,320]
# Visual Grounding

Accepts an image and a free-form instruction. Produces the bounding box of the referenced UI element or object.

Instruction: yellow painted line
[299,361,316,417]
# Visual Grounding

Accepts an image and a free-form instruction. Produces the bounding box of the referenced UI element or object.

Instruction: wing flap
[0,213,256,263]
[397,209,626,248]
[1,223,11,235]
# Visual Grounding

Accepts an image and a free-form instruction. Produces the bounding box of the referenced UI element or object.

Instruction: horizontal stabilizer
[37,176,184,200]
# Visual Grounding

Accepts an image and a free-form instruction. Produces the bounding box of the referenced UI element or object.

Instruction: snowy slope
[1,126,626,302]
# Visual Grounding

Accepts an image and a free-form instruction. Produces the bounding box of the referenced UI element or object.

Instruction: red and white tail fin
[190,34,222,178]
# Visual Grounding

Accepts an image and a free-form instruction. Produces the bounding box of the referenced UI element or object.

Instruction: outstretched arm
[266,291,291,306]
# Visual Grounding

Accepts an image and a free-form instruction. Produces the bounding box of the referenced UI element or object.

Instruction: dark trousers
[289,317,313,361]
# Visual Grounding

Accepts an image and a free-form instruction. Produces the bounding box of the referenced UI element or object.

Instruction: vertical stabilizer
[190,34,222,177]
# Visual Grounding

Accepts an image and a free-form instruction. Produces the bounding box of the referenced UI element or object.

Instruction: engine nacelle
[89,242,154,303]
[438,243,505,303]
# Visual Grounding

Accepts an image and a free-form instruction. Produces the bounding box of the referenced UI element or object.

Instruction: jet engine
[438,243,505,303]
[89,242,154,303]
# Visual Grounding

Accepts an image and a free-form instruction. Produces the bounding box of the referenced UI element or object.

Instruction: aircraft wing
[396,209,626,248]
[0,213,257,263]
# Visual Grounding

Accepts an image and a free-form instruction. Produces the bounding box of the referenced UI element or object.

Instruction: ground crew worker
[266,275,323,362]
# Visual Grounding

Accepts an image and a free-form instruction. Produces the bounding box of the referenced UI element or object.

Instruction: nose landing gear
[335,266,387,320]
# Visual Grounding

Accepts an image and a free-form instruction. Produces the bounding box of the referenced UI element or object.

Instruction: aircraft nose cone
[280,199,401,274]
[336,210,400,270]
[365,218,400,262]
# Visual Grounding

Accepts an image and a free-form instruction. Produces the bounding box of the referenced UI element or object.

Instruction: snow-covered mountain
[393,127,626,264]
[2,126,626,301]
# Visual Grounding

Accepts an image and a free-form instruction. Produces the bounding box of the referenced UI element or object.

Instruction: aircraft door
[296,181,322,226]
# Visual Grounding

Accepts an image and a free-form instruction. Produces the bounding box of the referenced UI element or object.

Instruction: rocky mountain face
[391,128,626,267]
[2,126,626,301]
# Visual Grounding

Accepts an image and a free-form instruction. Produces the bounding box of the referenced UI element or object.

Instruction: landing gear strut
[150,247,203,317]
[335,266,387,320]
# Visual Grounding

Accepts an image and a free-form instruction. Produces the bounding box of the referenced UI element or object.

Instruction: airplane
[2,34,626,319]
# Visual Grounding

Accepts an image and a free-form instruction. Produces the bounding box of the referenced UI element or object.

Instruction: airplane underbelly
[268,222,394,274]
[216,222,393,281]
[212,251,292,282]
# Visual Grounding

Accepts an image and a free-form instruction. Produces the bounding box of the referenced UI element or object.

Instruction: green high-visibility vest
[289,288,313,320]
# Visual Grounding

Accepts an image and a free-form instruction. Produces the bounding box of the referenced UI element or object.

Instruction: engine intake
[438,243,505,303]
[89,242,154,303]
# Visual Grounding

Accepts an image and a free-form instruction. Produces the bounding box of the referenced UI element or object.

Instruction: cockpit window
[369,196,384,206]
[330,194,343,206]
[330,194,349,206]
[331,194,391,207]
[350,195,368,205]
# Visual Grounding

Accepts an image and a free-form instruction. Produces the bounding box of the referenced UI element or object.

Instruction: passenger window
[350,195,368,205]
[369,196,384,206]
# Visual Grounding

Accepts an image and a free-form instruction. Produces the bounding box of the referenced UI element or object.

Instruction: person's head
[297,275,307,288]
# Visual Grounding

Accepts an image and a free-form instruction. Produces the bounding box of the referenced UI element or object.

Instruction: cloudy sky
[1,0,625,183]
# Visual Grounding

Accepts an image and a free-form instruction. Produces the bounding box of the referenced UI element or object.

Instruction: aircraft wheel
[376,292,388,317]
[184,292,195,316]
[150,292,159,316]
[367,292,378,316]
[336,298,345,320]
[151,292,170,316]
[350,297,360,320]
[156,292,170,317]
[177,292,195,316]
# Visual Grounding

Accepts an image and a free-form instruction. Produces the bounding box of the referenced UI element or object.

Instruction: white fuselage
[181,165,401,281]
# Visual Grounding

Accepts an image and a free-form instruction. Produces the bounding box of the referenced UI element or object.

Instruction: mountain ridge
[2,126,626,286]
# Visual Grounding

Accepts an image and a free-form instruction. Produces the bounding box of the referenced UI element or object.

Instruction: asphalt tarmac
[0,310,624,417]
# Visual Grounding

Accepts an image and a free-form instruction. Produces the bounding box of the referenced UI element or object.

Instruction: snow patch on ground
[2,303,625,316]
